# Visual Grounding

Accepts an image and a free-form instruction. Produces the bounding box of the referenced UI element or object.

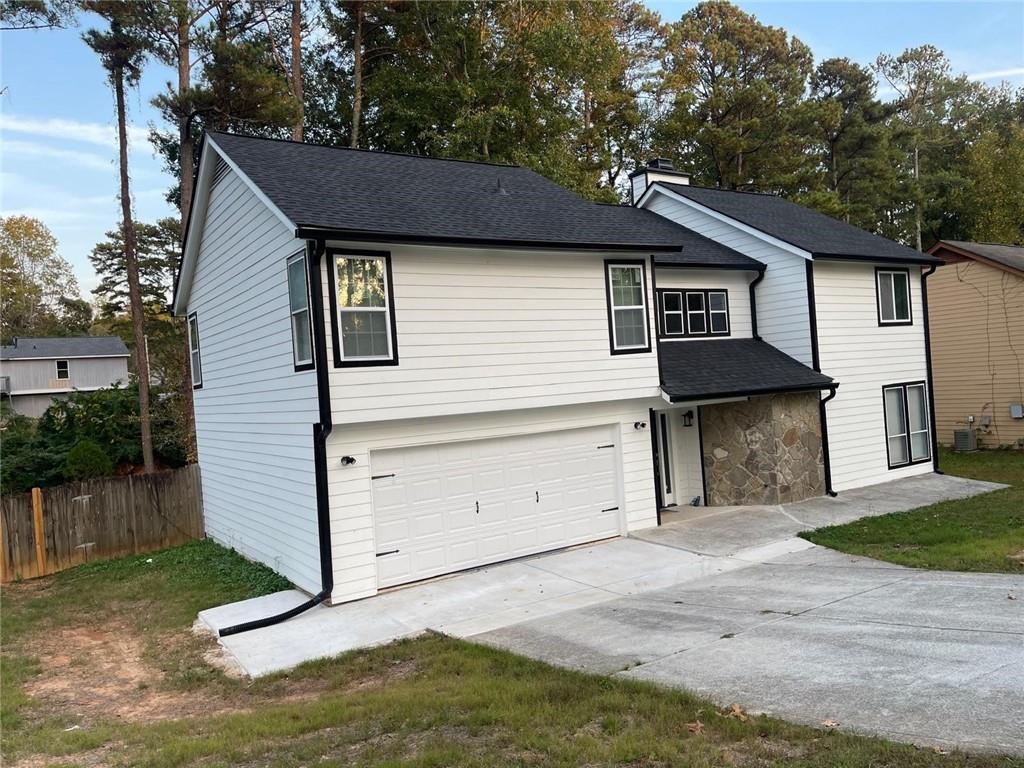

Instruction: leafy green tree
[65,439,115,481]
[0,215,83,342]
[964,124,1024,244]
[655,0,813,189]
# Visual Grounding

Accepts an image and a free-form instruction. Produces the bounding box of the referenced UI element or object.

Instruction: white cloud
[967,66,1024,82]
[0,114,150,150]
[2,139,114,171]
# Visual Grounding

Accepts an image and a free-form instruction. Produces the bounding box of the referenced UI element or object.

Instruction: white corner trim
[640,185,812,261]
[172,136,297,316]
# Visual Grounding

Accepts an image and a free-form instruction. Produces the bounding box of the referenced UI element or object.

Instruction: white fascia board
[0,354,130,362]
[10,386,108,395]
[639,185,812,261]
[659,392,750,406]
[172,136,297,316]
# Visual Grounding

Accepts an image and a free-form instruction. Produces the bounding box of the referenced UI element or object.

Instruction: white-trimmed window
[661,291,685,335]
[708,291,729,334]
[188,312,202,389]
[883,382,930,468]
[606,261,650,354]
[876,268,912,325]
[55,359,69,380]
[333,251,396,364]
[286,253,314,370]
[686,292,706,334]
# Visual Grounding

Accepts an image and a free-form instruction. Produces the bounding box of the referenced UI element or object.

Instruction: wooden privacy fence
[1,464,203,582]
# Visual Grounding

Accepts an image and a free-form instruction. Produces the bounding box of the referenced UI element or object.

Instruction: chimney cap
[647,158,674,171]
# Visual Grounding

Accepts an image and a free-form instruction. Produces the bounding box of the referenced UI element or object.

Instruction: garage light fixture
[682,410,694,428]
[340,456,357,466]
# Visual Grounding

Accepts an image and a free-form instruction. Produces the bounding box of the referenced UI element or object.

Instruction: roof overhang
[926,241,1024,276]
[652,259,765,272]
[662,381,837,404]
[812,251,943,266]
[172,134,297,316]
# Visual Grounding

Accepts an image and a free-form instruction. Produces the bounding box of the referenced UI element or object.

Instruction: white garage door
[371,425,621,588]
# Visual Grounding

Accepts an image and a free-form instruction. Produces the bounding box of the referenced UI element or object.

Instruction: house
[0,336,130,418]
[172,135,942,622]
[925,240,1024,448]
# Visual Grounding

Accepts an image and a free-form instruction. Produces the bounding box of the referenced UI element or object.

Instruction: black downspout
[649,407,663,525]
[748,268,766,340]
[805,260,821,372]
[220,240,334,637]
[819,385,839,497]
[921,264,942,474]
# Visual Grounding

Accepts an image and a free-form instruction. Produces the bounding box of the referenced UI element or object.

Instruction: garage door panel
[371,425,622,588]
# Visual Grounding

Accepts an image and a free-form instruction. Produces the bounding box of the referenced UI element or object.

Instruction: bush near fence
[0,464,203,582]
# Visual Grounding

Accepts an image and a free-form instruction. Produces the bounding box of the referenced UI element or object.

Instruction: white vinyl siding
[187,164,321,593]
[320,245,660,426]
[813,260,932,491]
[0,356,129,394]
[655,268,755,340]
[324,399,659,603]
[644,192,812,364]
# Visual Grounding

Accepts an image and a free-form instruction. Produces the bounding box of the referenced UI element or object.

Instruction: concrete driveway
[200,473,1022,754]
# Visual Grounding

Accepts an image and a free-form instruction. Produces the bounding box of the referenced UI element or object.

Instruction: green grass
[802,448,1024,572]
[4,539,1022,766]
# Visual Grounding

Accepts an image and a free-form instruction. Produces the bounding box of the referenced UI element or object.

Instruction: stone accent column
[701,392,824,506]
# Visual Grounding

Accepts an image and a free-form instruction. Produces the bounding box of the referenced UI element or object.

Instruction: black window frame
[656,288,731,339]
[875,267,913,326]
[327,247,399,368]
[604,258,652,355]
[55,359,69,380]
[286,251,315,372]
[882,380,931,469]
[187,311,203,390]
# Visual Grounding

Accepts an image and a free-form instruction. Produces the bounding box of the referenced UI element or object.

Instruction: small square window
[877,269,912,325]
[55,360,69,380]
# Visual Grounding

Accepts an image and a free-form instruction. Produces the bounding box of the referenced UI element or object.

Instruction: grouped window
[657,289,730,338]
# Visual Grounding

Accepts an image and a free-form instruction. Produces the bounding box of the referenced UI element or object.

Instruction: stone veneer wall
[701,392,824,505]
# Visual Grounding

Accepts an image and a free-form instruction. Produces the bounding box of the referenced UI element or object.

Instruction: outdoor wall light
[633,421,647,430]
[340,456,357,466]
[682,410,694,427]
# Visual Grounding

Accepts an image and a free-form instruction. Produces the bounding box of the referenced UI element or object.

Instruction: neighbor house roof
[206,132,697,252]
[0,336,129,360]
[658,338,835,402]
[652,182,942,265]
[929,240,1024,275]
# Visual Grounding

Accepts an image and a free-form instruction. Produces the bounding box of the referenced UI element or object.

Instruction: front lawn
[2,539,1017,767]
[802,448,1024,572]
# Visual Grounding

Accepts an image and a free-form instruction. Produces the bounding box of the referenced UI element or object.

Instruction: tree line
[2,0,1022,473]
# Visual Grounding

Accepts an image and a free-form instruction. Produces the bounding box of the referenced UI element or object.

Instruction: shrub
[65,439,115,481]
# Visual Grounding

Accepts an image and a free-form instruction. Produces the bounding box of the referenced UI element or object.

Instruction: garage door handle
[376,549,399,557]
[597,444,615,449]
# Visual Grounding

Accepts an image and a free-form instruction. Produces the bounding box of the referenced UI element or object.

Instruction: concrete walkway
[200,473,1022,754]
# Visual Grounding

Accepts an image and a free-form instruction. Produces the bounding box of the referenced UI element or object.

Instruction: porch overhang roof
[659,338,836,403]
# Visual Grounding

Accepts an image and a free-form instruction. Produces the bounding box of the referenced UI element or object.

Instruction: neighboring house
[0,336,130,418]
[925,240,1024,448]
[173,134,941,613]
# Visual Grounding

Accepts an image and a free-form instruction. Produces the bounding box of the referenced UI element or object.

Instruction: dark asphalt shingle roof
[938,241,1024,273]
[0,336,129,360]
[659,338,834,401]
[657,182,942,265]
[208,132,696,252]
[654,228,763,271]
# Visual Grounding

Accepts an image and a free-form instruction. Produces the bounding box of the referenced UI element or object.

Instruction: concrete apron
[198,474,1022,754]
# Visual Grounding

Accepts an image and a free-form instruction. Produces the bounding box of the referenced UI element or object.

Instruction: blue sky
[1,1,1022,297]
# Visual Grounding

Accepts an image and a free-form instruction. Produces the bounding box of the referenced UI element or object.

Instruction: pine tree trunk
[176,9,197,461]
[290,0,303,141]
[913,143,922,251]
[350,1,363,148]
[115,62,155,473]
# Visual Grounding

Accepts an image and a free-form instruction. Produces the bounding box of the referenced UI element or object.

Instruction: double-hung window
[55,360,69,380]
[187,312,202,389]
[876,268,912,325]
[658,289,730,338]
[286,253,314,370]
[332,251,398,365]
[883,382,930,468]
[606,261,650,354]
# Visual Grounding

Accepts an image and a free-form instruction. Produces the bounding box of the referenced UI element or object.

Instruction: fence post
[31,487,46,576]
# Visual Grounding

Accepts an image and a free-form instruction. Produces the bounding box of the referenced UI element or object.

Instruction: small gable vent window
[331,250,398,366]
[286,252,314,371]
[188,312,202,389]
[658,289,730,338]
[876,268,912,325]
[605,261,651,354]
[55,360,69,380]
